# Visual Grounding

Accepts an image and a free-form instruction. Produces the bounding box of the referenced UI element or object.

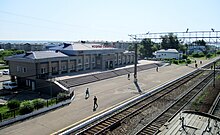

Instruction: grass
[0,65,9,70]
[191,91,208,111]
[0,105,9,114]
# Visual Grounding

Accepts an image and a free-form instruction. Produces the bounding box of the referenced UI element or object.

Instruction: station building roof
[5,43,131,62]
[49,43,125,55]
[5,51,68,62]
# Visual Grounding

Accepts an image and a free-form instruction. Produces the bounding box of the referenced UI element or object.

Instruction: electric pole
[128,34,138,83]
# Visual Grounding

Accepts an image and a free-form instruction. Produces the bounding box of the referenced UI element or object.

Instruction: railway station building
[5,43,135,93]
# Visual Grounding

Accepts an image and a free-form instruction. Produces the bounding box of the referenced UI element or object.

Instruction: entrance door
[109,61,113,69]
[32,81,35,91]
[105,61,109,69]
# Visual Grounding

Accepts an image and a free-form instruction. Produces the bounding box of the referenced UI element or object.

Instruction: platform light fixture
[211,28,215,32]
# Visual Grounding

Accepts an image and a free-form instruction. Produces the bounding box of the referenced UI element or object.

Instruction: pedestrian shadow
[134,81,142,94]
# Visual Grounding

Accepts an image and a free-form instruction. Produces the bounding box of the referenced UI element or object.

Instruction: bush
[57,93,68,102]
[186,59,191,64]
[206,53,212,58]
[182,54,188,59]
[7,100,20,110]
[0,61,6,64]
[19,101,34,115]
[32,99,45,109]
[173,60,179,64]
[179,60,185,63]
[217,50,220,54]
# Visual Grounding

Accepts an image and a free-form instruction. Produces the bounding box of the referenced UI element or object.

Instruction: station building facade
[5,43,134,92]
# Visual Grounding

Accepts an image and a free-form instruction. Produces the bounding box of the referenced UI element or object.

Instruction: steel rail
[135,71,214,135]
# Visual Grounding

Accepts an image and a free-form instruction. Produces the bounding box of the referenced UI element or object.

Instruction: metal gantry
[129,30,220,44]
[128,29,220,84]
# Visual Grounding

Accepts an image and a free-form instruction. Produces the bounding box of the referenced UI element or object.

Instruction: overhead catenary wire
[0,10,128,35]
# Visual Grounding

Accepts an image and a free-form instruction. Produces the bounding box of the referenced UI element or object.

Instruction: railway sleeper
[142,128,156,134]
[150,123,162,129]
[148,125,159,130]
[106,119,116,123]
[95,125,105,130]
[84,129,98,134]
[102,121,112,126]
[109,117,119,122]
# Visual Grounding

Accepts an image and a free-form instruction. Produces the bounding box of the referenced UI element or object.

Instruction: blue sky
[0,0,219,41]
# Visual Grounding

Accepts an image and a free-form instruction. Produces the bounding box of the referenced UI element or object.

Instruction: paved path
[0,58,218,135]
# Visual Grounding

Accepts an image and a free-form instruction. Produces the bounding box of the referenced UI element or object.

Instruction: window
[62,65,67,71]
[41,67,46,74]
[52,67,57,72]
[78,59,81,64]
[85,58,89,63]
[92,57,95,62]
[17,66,20,72]
[23,67,27,73]
[17,66,22,72]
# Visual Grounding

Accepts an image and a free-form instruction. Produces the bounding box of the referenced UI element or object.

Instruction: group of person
[85,88,98,111]
[195,60,203,68]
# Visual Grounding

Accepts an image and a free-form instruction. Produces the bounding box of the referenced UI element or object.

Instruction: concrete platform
[0,58,219,135]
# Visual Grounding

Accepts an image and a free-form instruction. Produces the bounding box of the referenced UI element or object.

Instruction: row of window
[78,57,95,64]
[17,66,27,73]
[40,63,96,74]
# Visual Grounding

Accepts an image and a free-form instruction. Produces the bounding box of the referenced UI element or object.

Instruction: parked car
[2,81,17,90]
[2,70,9,75]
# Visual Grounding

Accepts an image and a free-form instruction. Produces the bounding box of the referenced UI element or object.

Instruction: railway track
[135,71,214,135]
[71,69,211,135]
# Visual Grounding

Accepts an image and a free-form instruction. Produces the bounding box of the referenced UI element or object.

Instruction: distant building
[153,49,182,60]
[0,42,46,51]
[5,43,134,94]
[187,44,206,54]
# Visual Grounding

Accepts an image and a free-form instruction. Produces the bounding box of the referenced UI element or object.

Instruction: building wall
[156,52,179,59]
[0,43,45,51]
[7,50,134,94]
[9,61,36,78]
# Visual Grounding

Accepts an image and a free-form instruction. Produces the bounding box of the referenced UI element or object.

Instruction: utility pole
[134,42,138,82]
[129,34,138,83]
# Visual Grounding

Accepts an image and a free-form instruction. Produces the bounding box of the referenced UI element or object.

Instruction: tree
[140,38,154,58]
[193,40,208,55]
[128,44,134,51]
[160,33,180,50]
[179,44,187,54]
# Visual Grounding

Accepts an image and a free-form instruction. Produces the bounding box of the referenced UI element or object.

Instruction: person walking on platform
[85,88,90,99]
[93,96,98,111]
[200,61,202,64]
[156,66,159,72]
[128,73,130,80]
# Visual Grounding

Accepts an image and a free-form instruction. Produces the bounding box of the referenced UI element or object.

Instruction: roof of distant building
[156,49,178,53]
